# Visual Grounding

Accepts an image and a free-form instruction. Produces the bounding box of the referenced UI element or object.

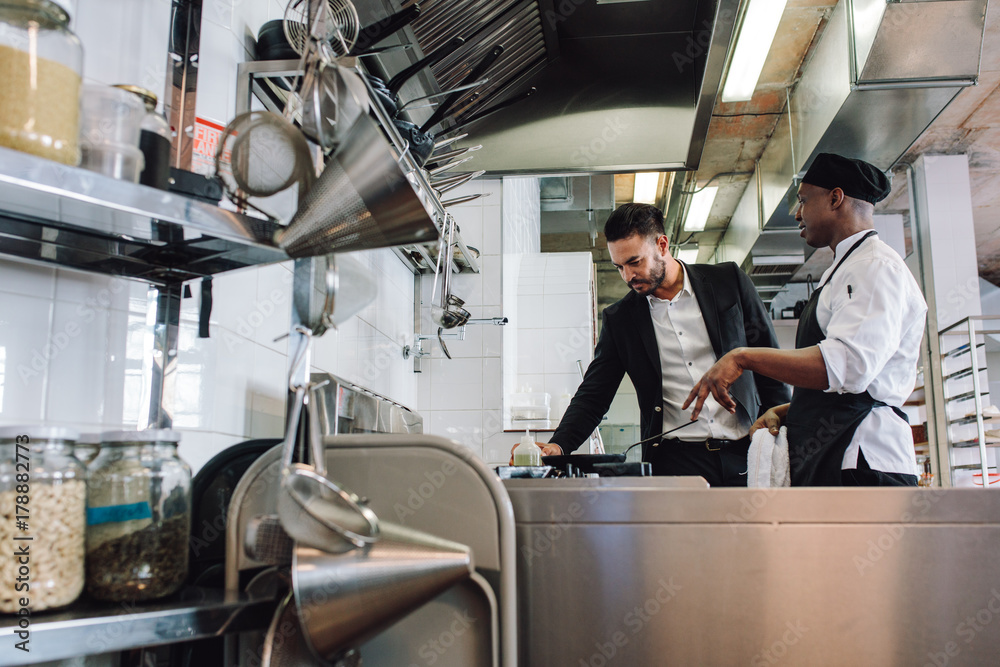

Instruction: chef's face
[794,183,837,248]
[607,233,669,296]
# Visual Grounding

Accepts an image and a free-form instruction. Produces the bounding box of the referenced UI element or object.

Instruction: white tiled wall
[0,245,416,475]
[416,179,507,464]
[74,0,173,93]
[514,252,596,427]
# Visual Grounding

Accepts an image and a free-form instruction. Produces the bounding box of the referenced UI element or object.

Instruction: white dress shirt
[648,265,748,441]
[815,230,928,475]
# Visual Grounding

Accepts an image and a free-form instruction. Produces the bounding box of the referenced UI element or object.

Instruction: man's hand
[749,404,789,438]
[682,348,746,420]
[508,442,564,465]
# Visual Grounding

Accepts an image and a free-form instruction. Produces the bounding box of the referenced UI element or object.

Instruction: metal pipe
[904,162,950,487]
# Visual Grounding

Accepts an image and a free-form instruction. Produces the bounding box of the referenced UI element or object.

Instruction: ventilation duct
[718,0,988,273]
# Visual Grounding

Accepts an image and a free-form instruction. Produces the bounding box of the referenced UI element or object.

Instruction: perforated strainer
[276,114,438,258]
[216,111,314,201]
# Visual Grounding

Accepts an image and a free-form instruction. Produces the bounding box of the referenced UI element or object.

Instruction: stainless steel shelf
[0,147,288,284]
[0,587,278,664]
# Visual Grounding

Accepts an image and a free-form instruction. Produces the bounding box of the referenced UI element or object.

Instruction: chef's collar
[821,229,877,286]
[647,262,692,305]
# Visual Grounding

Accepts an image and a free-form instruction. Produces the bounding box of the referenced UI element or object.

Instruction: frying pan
[540,421,701,472]
[392,91,479,166]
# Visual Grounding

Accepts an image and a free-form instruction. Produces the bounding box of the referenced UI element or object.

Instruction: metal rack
[0,587,278,665]
[938,315,1000,487]
[235,58,482,276]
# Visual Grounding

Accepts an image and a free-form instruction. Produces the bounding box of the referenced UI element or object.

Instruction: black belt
[660,435,751,452]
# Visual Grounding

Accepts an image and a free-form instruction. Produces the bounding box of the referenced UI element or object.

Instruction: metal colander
[276,114,439,258]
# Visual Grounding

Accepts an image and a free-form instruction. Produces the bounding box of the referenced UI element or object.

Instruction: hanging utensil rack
[236,57,482,276]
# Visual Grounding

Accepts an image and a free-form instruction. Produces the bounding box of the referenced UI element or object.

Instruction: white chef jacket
[647,264,748,441]
[815,230,928,475]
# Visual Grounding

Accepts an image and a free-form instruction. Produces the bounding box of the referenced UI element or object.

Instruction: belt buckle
[705,439,722,452]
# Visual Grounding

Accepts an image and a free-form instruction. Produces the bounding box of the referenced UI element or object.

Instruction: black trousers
[841,447,918,487]
[645,437,750,487]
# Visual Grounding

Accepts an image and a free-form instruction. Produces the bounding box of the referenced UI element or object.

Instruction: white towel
[747,426,790,488]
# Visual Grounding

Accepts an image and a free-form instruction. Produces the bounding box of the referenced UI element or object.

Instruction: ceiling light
[683,186,718,232]
[721,0,789,102]
[633,172,660,204]
[675,246,699,264]
[751,253,805,265]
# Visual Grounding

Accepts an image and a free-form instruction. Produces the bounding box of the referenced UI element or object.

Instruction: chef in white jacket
[683,153,928,486]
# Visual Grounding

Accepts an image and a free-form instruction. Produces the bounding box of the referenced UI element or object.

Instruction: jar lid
[48,0,73,20]
[0,426,80,442]
[101,429,181,444]
[112,84,158,110]
[77,432,103,445]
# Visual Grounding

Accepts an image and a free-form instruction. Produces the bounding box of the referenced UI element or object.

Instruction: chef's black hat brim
[801,153,891,204]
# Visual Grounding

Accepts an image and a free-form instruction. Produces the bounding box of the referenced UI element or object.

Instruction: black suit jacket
[551,262,791,455]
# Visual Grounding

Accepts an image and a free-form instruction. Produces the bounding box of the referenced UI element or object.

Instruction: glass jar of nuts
[86,430,191,602]
[0,426,86,613]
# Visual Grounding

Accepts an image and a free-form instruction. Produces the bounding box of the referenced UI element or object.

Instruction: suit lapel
[629,291,660,370]
[685,263,723,359]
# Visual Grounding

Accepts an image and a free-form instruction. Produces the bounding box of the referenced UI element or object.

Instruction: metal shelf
[944,390,990,403]
[941,342,985,360]
[942,366,987,382]
[0,147,288,284]
[0,587,278,664]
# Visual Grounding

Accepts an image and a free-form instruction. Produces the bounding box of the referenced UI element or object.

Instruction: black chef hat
[801,153,891,204]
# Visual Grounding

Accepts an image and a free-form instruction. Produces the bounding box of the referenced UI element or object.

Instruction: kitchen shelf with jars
[937,315,1000,488]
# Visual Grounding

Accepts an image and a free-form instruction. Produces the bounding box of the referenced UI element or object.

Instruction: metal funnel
[292,520,473,661]
[276,114,439,258]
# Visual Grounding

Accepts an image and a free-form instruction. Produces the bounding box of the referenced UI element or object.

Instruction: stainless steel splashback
[312,372,423,436]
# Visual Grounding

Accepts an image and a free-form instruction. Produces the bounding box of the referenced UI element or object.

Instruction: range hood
[393,0,741,174]
[718,0,988,289]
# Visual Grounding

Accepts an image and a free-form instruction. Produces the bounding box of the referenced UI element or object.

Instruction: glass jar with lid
[0,426,86,613]
[86,429,191,602]
[0,0,83,165]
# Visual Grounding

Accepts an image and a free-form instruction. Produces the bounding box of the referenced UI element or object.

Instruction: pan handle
[387,35,466,94]
[445,86,537,134]
[420,44,505,133]
[349,4,421,55]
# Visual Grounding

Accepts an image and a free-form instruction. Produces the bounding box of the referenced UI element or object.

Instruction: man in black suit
[528,202,790,486]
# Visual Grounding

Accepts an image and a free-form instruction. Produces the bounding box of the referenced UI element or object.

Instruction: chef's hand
[749,403,790,438]
[508,442,563,465]
[682,348,746,420]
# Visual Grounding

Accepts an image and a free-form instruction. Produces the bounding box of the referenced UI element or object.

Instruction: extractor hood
[378,0,741,174]
[717,0,988,288]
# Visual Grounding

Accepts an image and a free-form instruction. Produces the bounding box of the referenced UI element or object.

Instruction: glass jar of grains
[0,426,86,613]
[0,0,83,165]
[86,430,192,602]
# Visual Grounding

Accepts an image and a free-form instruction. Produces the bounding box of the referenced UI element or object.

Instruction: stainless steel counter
[504,479,1000,666]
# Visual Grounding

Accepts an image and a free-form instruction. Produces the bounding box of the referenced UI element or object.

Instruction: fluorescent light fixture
[633,172,660,204]
[682,186,718,232]
[721,0,789,102]
[675,246,699,264]
[751,253,805,265]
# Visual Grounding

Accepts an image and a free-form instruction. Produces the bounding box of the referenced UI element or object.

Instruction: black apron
[784,231,906,486]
